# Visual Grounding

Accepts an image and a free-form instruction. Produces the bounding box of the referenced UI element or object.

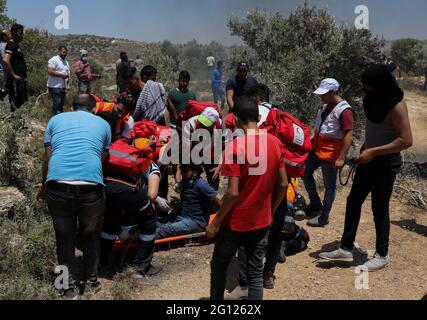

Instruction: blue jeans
[210,226,269,300]
[155,215,204,239]
[212,86,225,110]
[303,152,338,216]
[49,87,66,115]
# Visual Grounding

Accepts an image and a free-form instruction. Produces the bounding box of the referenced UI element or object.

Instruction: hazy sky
[6,0,427,45]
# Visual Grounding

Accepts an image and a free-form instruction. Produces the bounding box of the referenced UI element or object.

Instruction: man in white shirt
[206,53,215,70]
[47,45,70,115]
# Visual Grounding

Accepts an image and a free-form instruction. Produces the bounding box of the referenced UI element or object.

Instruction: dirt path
[96,91,427,301]
[405,91,427,162]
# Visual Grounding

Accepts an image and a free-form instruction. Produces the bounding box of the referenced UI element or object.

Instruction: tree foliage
[391,38,427,75]
[0,0,15,28]
[227,5,384,130]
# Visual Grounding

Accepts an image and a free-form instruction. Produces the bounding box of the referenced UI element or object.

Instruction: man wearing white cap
[181,107,223,189]
[303,78,354,227]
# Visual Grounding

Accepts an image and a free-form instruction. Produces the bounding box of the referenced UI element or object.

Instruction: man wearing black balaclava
[319,64,413,272]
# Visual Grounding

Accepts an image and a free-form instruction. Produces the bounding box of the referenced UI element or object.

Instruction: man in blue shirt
[226,61,258,112]
[38,94,111,298]
[211,60,226,110]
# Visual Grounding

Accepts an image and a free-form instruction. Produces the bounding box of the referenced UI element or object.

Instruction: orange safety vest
[95,101,131,135]
[312,101,352,163]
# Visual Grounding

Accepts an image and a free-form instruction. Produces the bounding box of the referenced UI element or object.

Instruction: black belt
[47,181,102,194]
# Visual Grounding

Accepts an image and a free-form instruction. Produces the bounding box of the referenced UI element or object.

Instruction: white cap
[314,78,340,95]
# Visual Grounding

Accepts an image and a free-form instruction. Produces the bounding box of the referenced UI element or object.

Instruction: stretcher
[114,179,299,250]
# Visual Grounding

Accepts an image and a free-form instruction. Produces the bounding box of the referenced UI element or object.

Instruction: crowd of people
[0,24,414,300]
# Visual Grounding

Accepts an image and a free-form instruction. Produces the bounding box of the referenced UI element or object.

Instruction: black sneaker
[307,214,330,227]
[58,286,80,300]
[305,203,322,219]
[82,280,102,295]
[282,222,296,234]
[263,273,276,290]
[278,243,287,264]
[131,264,163,279]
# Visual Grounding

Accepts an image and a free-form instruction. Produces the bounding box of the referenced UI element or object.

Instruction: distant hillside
[51,34,154,66]
[383,39,427,54]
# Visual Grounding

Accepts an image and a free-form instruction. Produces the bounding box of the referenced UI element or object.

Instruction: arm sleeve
[48,58,56,69]
[340,109,355,132]
[198,179,218,202]
[103,123,112,150]
[44,120,53,146]
[4,42,15,56]
[225,79,234,91]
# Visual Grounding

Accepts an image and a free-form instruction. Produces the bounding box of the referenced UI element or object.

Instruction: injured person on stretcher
[156,162,221,239]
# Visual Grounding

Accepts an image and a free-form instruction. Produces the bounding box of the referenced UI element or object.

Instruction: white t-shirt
[258,103,272,127]
[206,56,215,67]
[47,55,70,89]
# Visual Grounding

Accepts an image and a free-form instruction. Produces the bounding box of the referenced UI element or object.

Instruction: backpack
[224,104,311,177]
[282,224,310,256]
[176,100,221,128]
[133,120,159,139]
[132,121,172,163]
[107,139,153,177]
[261,105,311,177]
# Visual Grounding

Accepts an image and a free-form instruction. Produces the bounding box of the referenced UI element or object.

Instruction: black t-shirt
[226,75,258,102]
[4,41,27,79]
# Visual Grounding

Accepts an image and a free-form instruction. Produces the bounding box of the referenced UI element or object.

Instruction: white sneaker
[225,286,248,300]
[360,253,390,272]
[319,248,354,262]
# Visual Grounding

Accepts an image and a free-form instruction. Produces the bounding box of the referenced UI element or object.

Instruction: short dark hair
[247,84,270,103]
[58,45,68,51]
[233,95,259,124]
[73,94,97,111]
[140,65,157,79]
[180,162,203,175]
[122,66,138,81]
[11,24,24,33]
[179,70,190,81]
[0,32,6,42]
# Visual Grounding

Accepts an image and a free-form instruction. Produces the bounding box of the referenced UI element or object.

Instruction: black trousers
[101,182,156,273]
[263,199,288,275]
[6,78,28,111]
[341,155,402,257]
[46,182,105,286]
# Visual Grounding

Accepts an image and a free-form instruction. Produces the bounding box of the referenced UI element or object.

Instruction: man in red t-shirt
[206,95,288,300]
